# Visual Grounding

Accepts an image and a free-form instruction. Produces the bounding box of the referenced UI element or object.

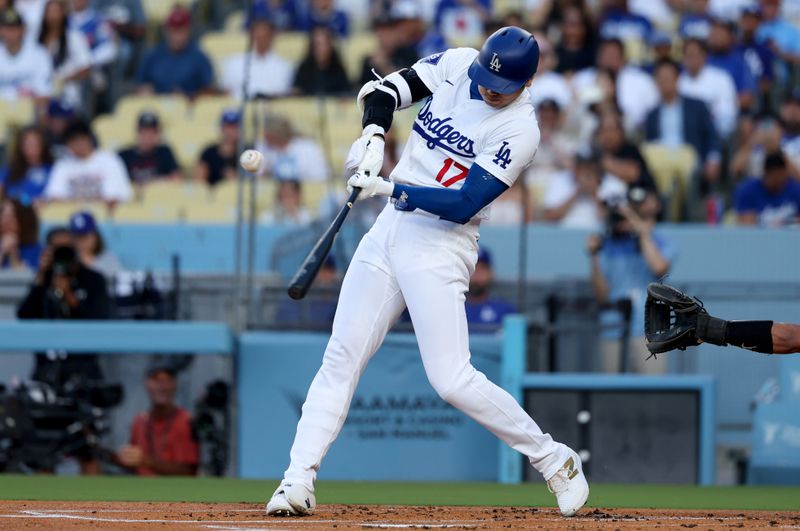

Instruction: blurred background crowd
[0,0,798,478]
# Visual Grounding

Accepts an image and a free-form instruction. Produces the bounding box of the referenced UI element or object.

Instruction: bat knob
[288,285,306,300]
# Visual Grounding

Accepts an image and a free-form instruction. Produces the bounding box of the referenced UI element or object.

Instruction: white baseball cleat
[266,481,316,516]
[546,451,589,517]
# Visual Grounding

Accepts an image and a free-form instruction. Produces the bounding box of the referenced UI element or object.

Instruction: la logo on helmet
[489,53,502,72]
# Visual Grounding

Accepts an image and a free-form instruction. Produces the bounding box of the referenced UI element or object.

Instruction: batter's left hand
[344,124,385,177]
[347,172,394,197]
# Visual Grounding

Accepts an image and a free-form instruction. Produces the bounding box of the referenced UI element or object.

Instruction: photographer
[17,227,111,388]
[587,188,677,374]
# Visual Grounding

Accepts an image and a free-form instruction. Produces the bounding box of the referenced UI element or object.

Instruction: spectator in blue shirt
[588,187,676,373]
[599,0,652,46]
[299,0,349,38]
[0,126,54,204]
[757,0,800,67]
[136,5,214,97]
[707,18,757,112]
[464,248,516,333]
[678,0,712,40]
[736,150,800,227]
[737,5,775,111]
[0,198,41,271]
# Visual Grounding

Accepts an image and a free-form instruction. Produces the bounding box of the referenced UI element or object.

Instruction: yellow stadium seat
[200,31,248,74]
[274,32,309,64]
[93,114,135,152]
[39,202,107,224]
[225,10,245,32]
[0,99,35,145]
[192,95,238,125]
[115,94,190,127]
[641,143,697,221]
[342,33,375,81]
[165,120,219,170]
[142,0,192,23]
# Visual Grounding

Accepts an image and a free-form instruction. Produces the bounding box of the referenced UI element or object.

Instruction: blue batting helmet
[468,26,540,94]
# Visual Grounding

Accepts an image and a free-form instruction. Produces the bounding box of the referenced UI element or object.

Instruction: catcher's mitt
[644,283,727,354]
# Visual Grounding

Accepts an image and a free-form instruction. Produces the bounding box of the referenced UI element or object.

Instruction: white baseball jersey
[390,48,540,220]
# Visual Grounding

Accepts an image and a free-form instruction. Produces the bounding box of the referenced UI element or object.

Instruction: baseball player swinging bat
[287,188,360,300]
[266,27,589,519]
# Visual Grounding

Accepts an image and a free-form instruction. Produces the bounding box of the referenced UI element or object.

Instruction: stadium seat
[39,202,107,224]
[142,0,192,23]
[115,94,190,127]
[224,10,245,32]
[0,98,35,145]
[641,143,697,221]
[342,33,376,81]
[274,32,310,64]
[93,114,135,152]
[166,119,219,171]
[200,31,248,74]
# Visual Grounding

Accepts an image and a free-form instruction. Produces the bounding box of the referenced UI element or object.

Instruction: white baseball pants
[283,204,568,488]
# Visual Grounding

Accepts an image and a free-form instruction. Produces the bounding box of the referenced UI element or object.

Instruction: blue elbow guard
[391,164,509,224]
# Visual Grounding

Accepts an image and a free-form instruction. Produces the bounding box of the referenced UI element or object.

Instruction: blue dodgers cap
[649,30,672,47]
[468,26,540,94]
[741,4,762,17]
[248,3,274,25]
[69,211,97,235]
[477,247,492,265]
[221,109,241,125]
[48,99,75,118]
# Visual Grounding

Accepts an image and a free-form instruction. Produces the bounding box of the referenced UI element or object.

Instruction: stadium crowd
[0,0,799,279]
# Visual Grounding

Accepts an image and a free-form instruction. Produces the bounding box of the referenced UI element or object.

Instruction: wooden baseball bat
[287,188,361,300]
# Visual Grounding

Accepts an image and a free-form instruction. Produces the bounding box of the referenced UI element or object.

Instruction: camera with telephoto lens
[604,186,647,231]
[192,380,230,476]
[0,379,122,472]
[50,245,79,277]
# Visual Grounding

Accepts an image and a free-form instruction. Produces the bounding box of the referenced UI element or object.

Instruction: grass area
[0,475,799,511]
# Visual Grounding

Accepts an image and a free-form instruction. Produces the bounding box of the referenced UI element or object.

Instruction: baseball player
[646,283,800,355]
[267,27,589,518]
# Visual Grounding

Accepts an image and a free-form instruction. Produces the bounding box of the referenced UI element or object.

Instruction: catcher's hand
[644,282,727,355]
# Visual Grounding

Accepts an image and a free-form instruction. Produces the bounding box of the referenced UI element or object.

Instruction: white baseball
[239,149,263,172]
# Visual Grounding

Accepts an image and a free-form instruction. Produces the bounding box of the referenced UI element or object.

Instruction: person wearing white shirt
[528,33,572,110]
[221,14,293,100]
[0,9,53,102]
[678,38,738,138]
[255,113,329,183]
[543,153,605,230]
[37,0,93,108]
[571,38,659,133]
[45,121,133,204]
[15,0,47,44]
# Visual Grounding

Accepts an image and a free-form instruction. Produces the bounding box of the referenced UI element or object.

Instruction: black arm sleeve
[361,67,433,131]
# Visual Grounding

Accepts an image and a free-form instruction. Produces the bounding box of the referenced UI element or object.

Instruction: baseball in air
[239,149,263,172]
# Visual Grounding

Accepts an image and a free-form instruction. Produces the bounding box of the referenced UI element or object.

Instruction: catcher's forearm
[702,319,774,353]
